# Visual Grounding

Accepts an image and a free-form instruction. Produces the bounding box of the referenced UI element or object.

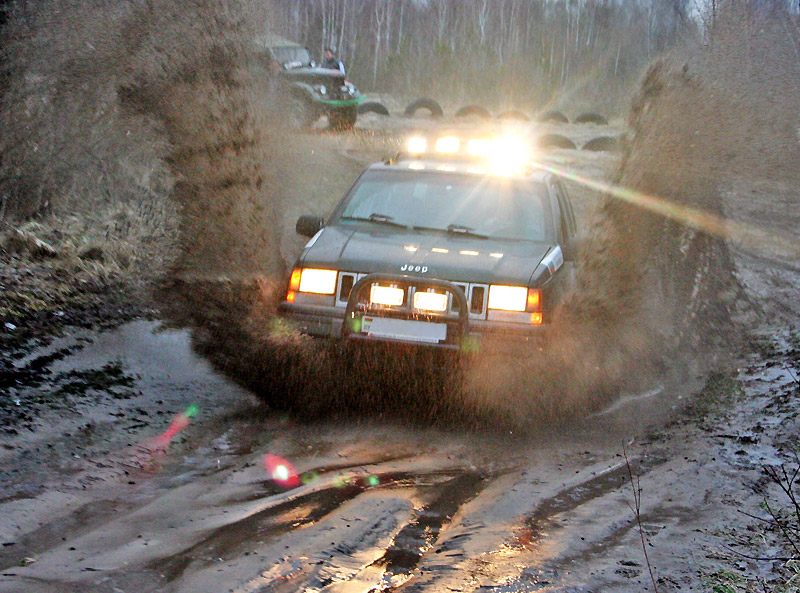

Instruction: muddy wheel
[455,105,491,119]
[357,101,390,116]
[537,134,577,150]
[287,95,316,130]
[496,110,530,121]
[574,112,609,125]
[403,97,444,119]
[582,136,620,152]
[329,106,357,131]
[536,110,569,124]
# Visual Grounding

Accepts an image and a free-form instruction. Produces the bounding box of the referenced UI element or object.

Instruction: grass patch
[686,371,746,426]
[702,569,747,593]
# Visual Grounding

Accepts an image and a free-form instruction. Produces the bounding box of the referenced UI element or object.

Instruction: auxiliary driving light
[407,137,427,154]
[466,138,492,156]
[435,136,460,153]
[413,291,448,312]
[370,285,404,307]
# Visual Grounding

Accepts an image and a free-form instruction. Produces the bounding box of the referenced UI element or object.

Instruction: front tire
[329,106,357,131]
[287,95,316,130]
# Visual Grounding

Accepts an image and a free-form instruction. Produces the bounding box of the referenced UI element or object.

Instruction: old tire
[329,106,357,131]
[582,136,620,152]
[536,110,569,124]
[455,105,491,119]
[404,97,444,118]
[537,134,577,150]
[496,110,530,121]
[574,112,609,125]
[357,101,390,116]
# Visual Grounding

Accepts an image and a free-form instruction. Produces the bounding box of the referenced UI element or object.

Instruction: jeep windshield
[334,169,553,242]
[271,46,312,69]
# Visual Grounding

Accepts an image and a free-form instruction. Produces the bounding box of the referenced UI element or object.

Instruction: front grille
[470,286,485,314]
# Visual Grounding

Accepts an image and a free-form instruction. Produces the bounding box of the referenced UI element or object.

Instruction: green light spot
[301,471,319,485]
[367,475,379,487]
[184,404,199,418]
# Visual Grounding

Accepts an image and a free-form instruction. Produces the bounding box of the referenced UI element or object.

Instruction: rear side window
[555,181,576,239]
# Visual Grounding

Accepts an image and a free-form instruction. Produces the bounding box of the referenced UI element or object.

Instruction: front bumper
[316,96,364,108]
[279,273,545,350]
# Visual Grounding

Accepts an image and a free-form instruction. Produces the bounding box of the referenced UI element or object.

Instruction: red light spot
[264,454,300,488]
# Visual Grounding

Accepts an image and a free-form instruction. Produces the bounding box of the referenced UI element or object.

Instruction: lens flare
[150,404,199,450]
[531,160,800,261]
[264,453,300,488]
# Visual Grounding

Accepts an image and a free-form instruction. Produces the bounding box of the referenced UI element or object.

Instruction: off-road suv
[254,34,363,130]
[279,132,581,350]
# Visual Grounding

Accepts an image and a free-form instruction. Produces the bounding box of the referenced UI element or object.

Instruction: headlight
[370,285,404,307]
[413,291,448,312]
[298,268,337,294]
[488,285,527,311]
[315,84,327,95]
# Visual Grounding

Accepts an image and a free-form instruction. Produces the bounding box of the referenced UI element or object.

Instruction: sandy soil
[1,115,798,592]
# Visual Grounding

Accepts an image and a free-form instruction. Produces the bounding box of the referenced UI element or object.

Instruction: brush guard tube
[342,274,470,349]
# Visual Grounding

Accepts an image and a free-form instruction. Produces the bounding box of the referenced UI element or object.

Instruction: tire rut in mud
[150,467,488,589]
[513,454,666,550]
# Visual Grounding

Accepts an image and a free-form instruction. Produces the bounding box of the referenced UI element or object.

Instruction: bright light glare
[407,137,427,153]
[488,285,527,311]
[413,291,448,312]
[489,136,528,176]
[370,285,404,306]
[299,268,337,294]
[273,464,290,481]
[435,136,460,153]
[467,138,492,156]
[408,162,425,170]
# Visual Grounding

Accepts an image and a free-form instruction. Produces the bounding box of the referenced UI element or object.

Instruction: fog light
[370,285,404,307]
[413,291,448,312]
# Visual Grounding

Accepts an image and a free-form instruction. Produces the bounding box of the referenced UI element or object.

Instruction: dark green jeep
[279,132,581,350]
[254,34,363,130]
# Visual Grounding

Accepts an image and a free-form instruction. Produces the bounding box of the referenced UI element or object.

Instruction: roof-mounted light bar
[404,134,532,177]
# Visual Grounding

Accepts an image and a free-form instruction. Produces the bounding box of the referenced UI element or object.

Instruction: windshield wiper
[412,224,489,239]
[341,213,408,229]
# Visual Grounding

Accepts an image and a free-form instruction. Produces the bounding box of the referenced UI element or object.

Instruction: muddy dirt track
[1,116,800,592]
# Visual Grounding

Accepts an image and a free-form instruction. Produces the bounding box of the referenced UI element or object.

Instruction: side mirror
[296,215,324,238]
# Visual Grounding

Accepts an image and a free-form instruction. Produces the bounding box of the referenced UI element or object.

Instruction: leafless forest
[269,0,691,109]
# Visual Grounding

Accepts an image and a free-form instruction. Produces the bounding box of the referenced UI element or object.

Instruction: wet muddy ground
[1,117,799,592]
[0,318,797,592]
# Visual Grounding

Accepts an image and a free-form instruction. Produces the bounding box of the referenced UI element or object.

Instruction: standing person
[319,47,345,75]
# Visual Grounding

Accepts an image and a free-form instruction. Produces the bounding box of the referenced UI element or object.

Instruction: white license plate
[361,317,447,344]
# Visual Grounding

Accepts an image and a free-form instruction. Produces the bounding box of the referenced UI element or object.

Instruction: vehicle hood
[300,226,554,286]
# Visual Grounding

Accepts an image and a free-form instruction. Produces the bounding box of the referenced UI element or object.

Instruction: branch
[624,445,660,593]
